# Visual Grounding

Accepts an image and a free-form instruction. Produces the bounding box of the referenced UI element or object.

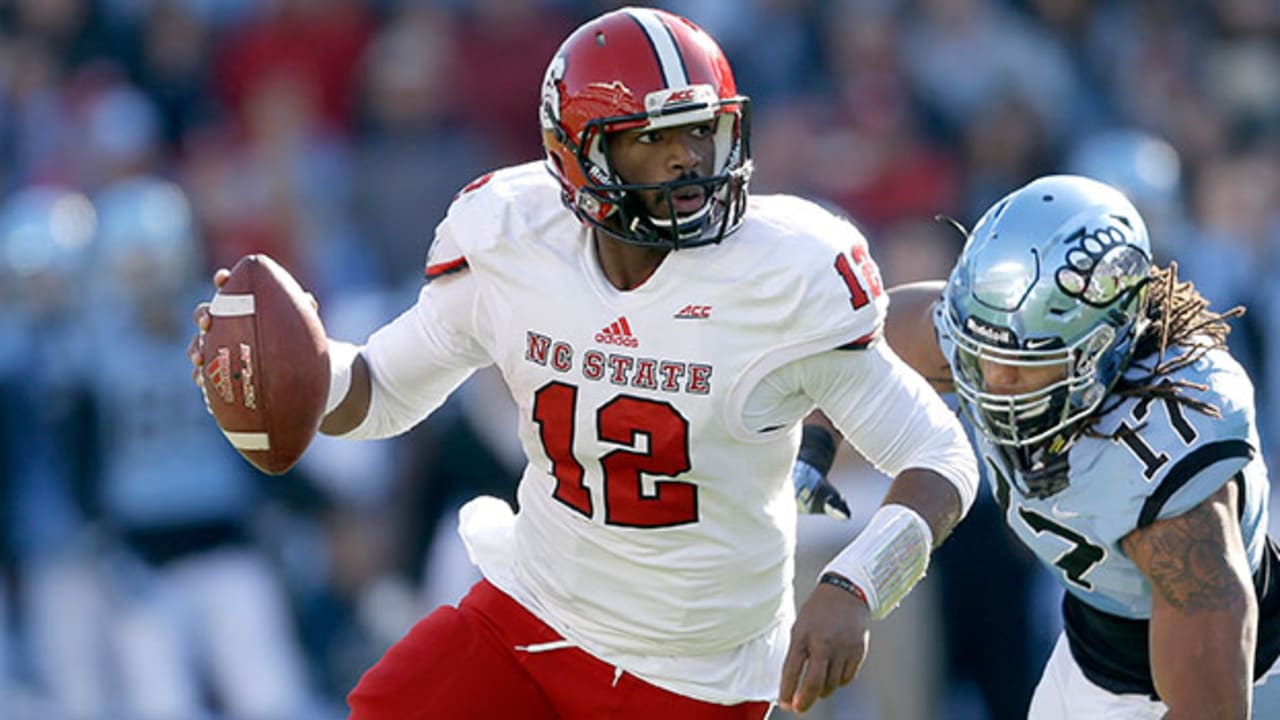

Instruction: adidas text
[594,331,639,348]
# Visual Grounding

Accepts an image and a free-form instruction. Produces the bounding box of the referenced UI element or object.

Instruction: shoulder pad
[423,163,562,279]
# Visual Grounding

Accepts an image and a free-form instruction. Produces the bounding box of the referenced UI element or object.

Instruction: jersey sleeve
[1134,357,1258,529]
[723,198,890,440]
[423,170,510,280]
[742,342,978,514]
[1091,351,1259,544]
[790,200,887,350]
[341,270,493,440]
[424,229,467,280]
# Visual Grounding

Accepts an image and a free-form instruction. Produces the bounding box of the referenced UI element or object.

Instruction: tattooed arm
[1121,480,1257,720]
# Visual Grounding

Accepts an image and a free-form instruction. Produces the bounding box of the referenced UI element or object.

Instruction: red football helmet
[540,7,751,249]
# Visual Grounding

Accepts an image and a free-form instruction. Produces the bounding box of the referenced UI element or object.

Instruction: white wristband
[821,503,933,620]
[325,339,361,415]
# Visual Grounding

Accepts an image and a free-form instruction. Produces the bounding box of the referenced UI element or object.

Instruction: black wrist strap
[819,572,868,607]
[798,423,837,476]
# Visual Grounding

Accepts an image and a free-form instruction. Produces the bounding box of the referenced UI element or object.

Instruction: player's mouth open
[671,187,706,215]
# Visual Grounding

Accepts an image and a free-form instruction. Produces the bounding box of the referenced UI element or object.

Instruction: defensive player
[190,7,977,718]
[873,174,1280,718]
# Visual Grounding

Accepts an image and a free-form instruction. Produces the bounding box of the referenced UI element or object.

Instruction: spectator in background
[120,0,222,149]
[1182,154,1279,458]
[665,0,827,107]
[89,176,319,720]
[903,0,1079,144]
[215,0,374,139]
[78,80,163,190]
[350,3,501,297]
[0,184,106,720]
[959,93,1053,220]
[450,0,575,160]
[815,2,962,233]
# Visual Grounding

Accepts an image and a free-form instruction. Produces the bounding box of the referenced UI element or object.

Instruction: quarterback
[191,7,976,719]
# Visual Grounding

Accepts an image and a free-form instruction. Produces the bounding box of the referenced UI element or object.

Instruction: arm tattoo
[1132,500,1246,615]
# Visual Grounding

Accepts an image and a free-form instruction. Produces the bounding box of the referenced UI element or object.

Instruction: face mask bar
[570,98,752,250]
[942,309,1113,448]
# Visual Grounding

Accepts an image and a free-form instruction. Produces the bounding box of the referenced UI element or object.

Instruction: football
[200,254,329,475]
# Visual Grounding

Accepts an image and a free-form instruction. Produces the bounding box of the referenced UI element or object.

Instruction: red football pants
[347,579,771,720]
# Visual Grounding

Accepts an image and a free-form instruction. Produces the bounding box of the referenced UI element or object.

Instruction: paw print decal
[1055,226,1149,307]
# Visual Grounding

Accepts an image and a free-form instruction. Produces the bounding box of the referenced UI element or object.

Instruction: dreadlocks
[1083,262,1244,437]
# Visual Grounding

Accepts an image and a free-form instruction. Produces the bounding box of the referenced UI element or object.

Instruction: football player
[860,174,1280,718]
[190,7,977,718]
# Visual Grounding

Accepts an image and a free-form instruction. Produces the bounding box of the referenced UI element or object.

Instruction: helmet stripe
[625,8,689,88]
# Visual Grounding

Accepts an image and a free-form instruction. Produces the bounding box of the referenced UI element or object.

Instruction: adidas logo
[594,316,639,348]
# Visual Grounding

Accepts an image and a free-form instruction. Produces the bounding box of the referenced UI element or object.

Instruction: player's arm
[1120,480,1256,720]
[778,342,977,712]
[812,342,976,546]
[793,279,954,510]
[883,280,952,394]
[319,345,371,435]
[321,271,489,441]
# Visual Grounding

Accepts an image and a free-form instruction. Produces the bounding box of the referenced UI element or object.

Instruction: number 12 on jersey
[533,381,698,528]
[834,242,884,310]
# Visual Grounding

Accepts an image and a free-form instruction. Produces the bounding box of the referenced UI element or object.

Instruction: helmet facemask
[944,310,1138,449]
[559,93,752,250]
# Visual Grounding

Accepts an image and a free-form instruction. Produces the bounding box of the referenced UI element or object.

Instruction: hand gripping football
[200,254,328,474]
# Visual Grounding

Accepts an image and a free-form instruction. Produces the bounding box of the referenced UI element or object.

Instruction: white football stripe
[223,430,270,451]
[210,293,256,317]
[626,8,688,88]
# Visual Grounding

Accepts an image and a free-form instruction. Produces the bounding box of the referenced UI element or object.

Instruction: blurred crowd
[0,0,1276,718]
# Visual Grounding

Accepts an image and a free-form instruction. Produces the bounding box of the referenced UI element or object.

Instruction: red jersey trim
[425,256,469,280]
[836,329,879,351]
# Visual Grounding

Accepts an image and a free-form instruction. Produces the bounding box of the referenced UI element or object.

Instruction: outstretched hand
[777,582,870,713]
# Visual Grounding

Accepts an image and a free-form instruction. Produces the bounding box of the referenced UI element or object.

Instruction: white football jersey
[355,161,896,701]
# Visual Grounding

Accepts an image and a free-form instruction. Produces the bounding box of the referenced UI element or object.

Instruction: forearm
[319,348,371,436]
[818,468,963,621]
[882,467,964,547]
[1124,482,1257,719]
[1152,598,1254,720]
